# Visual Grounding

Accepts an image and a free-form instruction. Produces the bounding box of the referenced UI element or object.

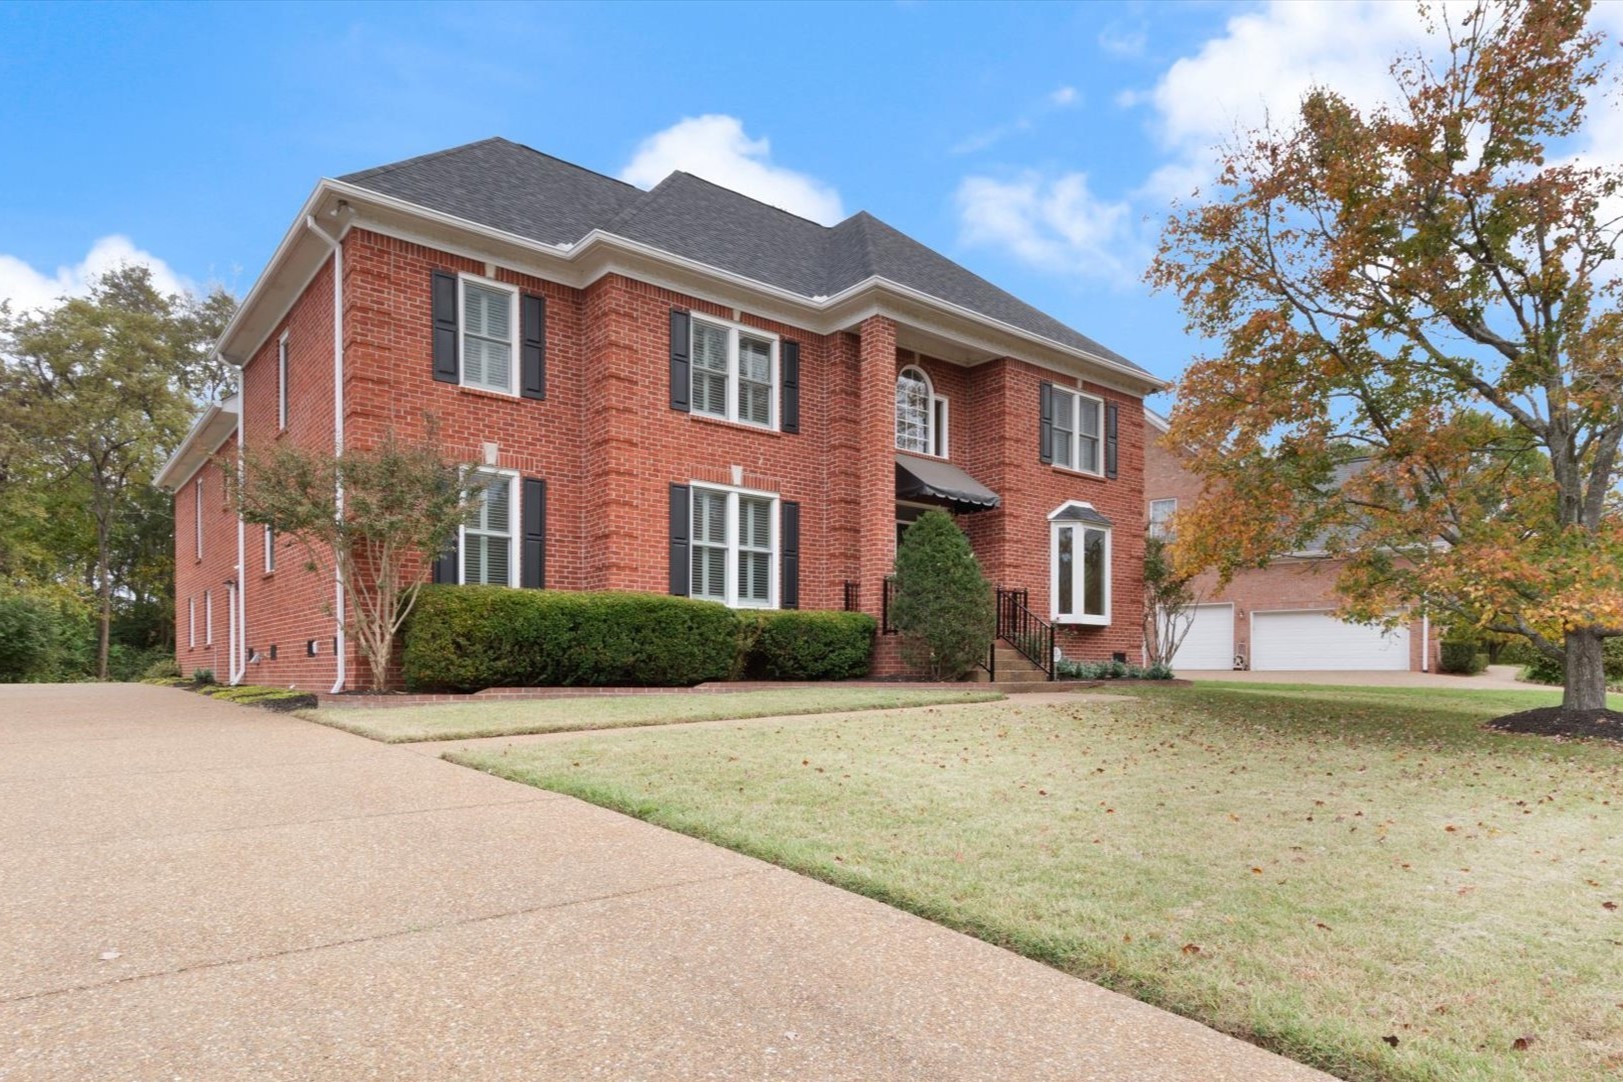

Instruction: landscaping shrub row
[402,586,878,693]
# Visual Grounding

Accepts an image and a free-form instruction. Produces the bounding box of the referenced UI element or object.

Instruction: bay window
[1050,502,1111,624]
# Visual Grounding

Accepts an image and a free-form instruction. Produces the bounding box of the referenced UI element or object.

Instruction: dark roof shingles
[340,139,1148,376]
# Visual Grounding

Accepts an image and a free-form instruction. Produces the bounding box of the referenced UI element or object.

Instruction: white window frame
[458,274,520,397]
[1148,499,1177,540]
[895,365,949,458]
[276,332,289,431]
[1049,502,1112,626]
[459,468,519,586]
[263,526,276,574]
[188,597,196,648]
[204,589,214,645]
[1050,386,1104,477]
[690,315,778,430]
[194,478,204,559]
[689,482,778,609]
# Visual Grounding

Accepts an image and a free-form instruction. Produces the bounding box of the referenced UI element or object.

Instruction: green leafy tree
[0,266,233,678]
[229,428,485,691]
[1150,0,1623,714]
[889,509,994,680]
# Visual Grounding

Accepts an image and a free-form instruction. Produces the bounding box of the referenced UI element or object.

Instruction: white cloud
[0,235,193,315]
[620,115,844,225]
[1097,22,1147,59]
[955,171,1140,282]
[1049,85,1080,107]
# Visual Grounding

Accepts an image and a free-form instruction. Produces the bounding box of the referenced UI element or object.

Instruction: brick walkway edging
[312,679,1181,709]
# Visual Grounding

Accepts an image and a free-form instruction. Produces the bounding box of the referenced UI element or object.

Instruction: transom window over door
[690,317,776,428]
[461,279,515,394]
[463,472,515,586]
[1050,502,1111,625]
[690,484,776,608]
[1050,386,1102,474]
[895,366,948,457]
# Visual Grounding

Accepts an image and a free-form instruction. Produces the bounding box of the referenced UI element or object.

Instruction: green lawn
[303,687,1003,743]
[449,682,1623,1082]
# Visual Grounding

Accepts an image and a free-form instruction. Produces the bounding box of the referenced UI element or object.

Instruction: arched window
[895,366,948,456]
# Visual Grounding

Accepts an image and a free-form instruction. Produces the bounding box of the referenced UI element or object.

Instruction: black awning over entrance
[895,453,1001,512]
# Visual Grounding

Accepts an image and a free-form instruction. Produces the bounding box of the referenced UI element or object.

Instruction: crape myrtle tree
[1142,534,1202,670]
[229,427,486,691]
[1150,0,1623,714]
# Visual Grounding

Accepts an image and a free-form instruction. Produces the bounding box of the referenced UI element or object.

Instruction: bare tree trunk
[1563,627,1608,712]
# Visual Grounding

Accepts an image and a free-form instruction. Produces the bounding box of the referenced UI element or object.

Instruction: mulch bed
[1486,706,1623,743]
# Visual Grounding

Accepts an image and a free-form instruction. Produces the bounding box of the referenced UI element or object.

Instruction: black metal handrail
[995,587,1054,680]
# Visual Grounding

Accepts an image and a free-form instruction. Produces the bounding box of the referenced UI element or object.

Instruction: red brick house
[1144,410,1438,672]
[159,139,1165,690]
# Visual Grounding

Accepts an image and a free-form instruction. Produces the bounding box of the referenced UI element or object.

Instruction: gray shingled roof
[339,137,1149,377]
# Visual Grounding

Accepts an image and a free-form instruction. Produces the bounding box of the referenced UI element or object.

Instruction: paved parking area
[0,683,1331,1081]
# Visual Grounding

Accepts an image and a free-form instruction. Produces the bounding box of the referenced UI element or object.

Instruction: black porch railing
[843,580,860,613]
[995,587,1055,680]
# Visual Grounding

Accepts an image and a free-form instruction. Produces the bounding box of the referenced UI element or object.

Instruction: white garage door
[1252,610,1409,671]
[1170,604,1235,670]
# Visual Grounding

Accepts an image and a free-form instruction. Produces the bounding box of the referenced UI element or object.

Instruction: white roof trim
[155,396,239,492]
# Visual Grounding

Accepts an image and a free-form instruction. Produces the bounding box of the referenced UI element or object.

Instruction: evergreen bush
[888,510,995,680]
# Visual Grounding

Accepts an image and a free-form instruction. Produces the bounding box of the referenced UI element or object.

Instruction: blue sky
[7,1,1606,401]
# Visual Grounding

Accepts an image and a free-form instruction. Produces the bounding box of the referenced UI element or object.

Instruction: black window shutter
[780,340,800,434]
[521,477,546,588]
[1105,402,1119,480]
[432,270,459,384]
[668,483,690,596]
[431,535,459,585]
[1038,381,1054,464]
[780,501,800,610]
[669,309,691,412]
[520,293,546,400]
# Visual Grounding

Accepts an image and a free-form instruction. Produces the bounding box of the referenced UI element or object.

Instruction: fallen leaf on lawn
[1604,901,1618,911]
[1445,825,1457,833]
[1315,922,1332,932]
[1512,1036,1535,1051]
[1251,867,1263,875]
[1181,943,1201,956]
[1383,1036,1400,1048]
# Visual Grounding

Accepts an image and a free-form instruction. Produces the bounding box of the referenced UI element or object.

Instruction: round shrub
[1439,640,1485,675]
[402,587,740,692]
[742,611,877,680]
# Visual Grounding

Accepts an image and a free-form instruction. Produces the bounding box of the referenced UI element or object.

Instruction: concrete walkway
[1,684,1332,1081]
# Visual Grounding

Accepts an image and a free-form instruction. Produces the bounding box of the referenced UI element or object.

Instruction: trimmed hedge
[1439,640,1486,675]
[403,587,742,692]
[741,610,877,680]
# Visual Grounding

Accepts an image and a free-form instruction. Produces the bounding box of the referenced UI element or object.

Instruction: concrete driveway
[1,683,1331,1081]
[1180,664,1534,690]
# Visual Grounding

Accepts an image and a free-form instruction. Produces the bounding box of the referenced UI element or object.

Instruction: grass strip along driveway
[449,683,1623,1082]
[305,687,1003,743]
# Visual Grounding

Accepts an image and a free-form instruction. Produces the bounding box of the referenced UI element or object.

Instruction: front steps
[971,643,1051,683]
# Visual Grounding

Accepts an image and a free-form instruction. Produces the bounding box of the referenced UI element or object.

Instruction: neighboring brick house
[158,138,1165,690]
[1144,410,1438,672]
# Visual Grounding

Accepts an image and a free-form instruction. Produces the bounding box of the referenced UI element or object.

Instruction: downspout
[304,212,347,694]
[232,422,246,685]
[1421,608,1430,673]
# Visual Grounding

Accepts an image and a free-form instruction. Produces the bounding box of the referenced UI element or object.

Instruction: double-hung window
[188,597,196,648]
[460,277,517,395]
[691,317,776,428]
[1148,499,1177,540]
[1050,503,1111,625]
[194,479,204,559]
[462,471,516,586]
[204,589,214,645]
[1050,387,1103,474]
[895,366,949,457]
[690,484,776,608]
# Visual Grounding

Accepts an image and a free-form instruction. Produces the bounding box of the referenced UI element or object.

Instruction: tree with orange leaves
[1150,0,1623,716]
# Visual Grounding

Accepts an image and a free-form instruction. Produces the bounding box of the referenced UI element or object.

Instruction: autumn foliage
[1151,0,1623,712]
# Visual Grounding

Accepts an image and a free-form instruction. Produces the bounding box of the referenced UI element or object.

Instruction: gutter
[303,213,348,694]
